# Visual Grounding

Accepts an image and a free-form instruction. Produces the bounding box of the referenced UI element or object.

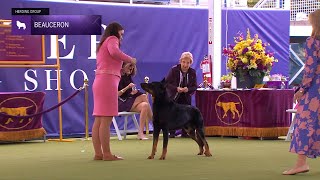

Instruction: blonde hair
[122,62,137,76]
[179,51,193,64]
[309,9,320,38]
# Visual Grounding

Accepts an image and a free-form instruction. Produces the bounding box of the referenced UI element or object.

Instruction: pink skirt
[92,74,120,116]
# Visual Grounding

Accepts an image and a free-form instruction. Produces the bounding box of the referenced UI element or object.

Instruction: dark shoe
[169,134,175,138]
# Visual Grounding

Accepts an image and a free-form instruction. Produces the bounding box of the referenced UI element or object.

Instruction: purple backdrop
[0,0,289,137]
[221,9,290,76]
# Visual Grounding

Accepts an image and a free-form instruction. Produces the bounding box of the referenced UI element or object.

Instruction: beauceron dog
[141,79,212,160]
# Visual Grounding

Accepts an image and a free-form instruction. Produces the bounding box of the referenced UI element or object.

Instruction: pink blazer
[96,36,133,77]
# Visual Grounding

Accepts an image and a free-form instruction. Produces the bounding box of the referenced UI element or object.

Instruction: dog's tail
[194,109,208,146]
[194,108,205,133]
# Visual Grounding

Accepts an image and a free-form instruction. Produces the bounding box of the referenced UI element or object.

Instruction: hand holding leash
[182,87,188,93]
[128,83,135,89]
[177,87,183,93]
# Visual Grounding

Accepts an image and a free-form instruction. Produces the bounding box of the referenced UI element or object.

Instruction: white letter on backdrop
[45,70,63,90]
[88,35,98,60]
[69,69,89,90]
[47,35,75,59]
[24,69,38,91]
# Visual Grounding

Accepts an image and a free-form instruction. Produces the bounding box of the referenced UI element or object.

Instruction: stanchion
[84,79,90,140]
[48,35,74,142]
[144,76,150,135]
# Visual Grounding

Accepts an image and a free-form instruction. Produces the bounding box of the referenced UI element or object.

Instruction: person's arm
[118,77,134,97]
[294,38,319,102]
[118,85,131,97]
[165,67,179,96]
[299,37,318,94]
[186,68,198,95]
[107,36,135,64]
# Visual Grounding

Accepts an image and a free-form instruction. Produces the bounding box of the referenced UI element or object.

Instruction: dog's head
[141,78,167,98]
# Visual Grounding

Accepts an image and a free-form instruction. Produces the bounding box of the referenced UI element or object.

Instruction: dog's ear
[161,78,166,84]
[161,78,168,88]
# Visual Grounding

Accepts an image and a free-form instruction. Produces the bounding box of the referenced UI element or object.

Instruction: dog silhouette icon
[16,20,26,30]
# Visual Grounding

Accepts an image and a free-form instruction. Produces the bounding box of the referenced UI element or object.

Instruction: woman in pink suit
[283,9,320,175]
[92,22,136,161]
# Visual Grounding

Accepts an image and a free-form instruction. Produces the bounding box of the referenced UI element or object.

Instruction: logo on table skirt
[215,92,243,125]
[0,97,38,130]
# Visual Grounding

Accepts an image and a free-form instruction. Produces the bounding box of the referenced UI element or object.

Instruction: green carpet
[0,136,319,180]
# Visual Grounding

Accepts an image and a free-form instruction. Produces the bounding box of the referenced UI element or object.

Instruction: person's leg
[283,154,309,175]
[92,116,103,160]
[99,116,123,160]
[296,154,308,167]
[131,94,152,139]
[131,94,148,109]
[131,102,149,139]
[132,94,153,119]
[141,94,153,120]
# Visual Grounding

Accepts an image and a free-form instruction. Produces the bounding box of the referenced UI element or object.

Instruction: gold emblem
[215,92,243,125]
[0,97,38,130]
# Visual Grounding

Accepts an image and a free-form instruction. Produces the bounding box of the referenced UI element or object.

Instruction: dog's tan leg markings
[204,147,212,156]
[196,136,205,155]
[148,125,162,159]
[185,128,204,155]
[148,138,158,159]
[195,131,205,155]
[159,148,167,160]
[203,140,212,157]
[195,129,212,157]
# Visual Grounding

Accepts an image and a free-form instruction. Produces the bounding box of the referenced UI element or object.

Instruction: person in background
[282,9,320,175]
[92,22,136,161]
[165,51,198,138]
[118,62,153,140]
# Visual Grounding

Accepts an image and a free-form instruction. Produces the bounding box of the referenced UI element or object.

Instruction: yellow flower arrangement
[222,29,278,80]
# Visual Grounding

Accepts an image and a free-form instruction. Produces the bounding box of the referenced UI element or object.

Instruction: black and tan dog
[141,79,212,160]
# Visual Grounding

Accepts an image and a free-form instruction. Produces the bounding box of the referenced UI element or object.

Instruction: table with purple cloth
[266,81,289,89]
[195,89,294,138]
[0,91,46,141]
